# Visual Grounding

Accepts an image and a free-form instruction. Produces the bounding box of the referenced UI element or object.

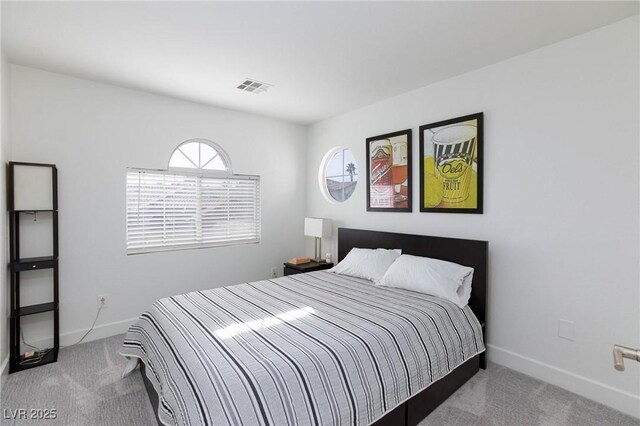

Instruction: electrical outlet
[97,294,108,309]
[558,319,574,341]
[270,267,278,278]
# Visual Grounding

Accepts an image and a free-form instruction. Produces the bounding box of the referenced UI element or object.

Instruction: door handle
[613,345,640,371]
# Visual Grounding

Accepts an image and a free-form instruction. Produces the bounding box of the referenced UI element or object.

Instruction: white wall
[306,17,640,417]
[9,65,307,349]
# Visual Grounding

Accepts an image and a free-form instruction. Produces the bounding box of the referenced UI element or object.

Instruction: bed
[121,228,488,426]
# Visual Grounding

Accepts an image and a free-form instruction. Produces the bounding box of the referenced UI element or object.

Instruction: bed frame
[338,228,488,425]
[141,227,488,426]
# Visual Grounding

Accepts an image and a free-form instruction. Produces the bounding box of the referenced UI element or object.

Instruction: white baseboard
[488,344,640,419]
[28,317,138,350]
[0,354,8,398]
[0,354,8,376]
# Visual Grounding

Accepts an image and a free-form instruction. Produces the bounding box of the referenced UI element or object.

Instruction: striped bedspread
[120,271,485,426]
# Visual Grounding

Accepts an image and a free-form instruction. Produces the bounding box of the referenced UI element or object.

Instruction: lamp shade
[304,217,332,238]
[13,164,54,211]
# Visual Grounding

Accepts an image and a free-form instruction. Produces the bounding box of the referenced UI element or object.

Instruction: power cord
[19,328,51,366]
[61,304,104,348]
[18,348,52,366]
[18,304,104,360]
[20,327,43,351]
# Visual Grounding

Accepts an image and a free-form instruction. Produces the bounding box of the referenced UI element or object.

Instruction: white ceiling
[3,1,638,124]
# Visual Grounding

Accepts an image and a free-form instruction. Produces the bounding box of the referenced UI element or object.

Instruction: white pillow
[330,248,402,282]
[377,254,474,308]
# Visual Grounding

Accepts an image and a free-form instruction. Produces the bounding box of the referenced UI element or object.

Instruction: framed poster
[419,112,483,213]
[366,129,412,212]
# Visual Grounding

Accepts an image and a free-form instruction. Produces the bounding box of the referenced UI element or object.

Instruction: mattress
[120,270,485,426]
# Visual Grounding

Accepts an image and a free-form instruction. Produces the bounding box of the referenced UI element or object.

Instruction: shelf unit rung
[10,256,57,271]
[9,209,57,213]
[14,302,57,317]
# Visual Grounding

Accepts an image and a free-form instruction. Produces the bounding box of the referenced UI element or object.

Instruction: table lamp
[304,217,332,262]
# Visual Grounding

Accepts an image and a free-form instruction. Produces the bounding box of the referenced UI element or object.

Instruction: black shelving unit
[8,161,59,373]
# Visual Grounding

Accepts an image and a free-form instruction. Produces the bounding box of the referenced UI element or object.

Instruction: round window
[319,147,358,203]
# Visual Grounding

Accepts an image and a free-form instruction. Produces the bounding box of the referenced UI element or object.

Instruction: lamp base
[314,237,322,263]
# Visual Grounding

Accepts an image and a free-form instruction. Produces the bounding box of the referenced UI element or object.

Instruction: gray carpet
[1,335,637,426]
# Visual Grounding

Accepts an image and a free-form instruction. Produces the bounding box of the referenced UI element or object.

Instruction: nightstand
[283,261,334,276]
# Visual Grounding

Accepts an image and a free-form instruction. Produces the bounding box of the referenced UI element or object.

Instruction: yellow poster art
[420,113,483,213]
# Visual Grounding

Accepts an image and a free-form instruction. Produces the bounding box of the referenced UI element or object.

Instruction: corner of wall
[0,46,13,378]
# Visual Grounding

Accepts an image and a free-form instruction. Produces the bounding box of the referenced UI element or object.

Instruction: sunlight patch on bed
[214,306,315,339]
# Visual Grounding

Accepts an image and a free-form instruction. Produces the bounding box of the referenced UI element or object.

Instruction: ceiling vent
[237,79,273,94]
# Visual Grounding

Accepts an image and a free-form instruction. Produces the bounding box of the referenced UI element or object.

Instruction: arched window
[126,139,260,254]
[168,139,232,172]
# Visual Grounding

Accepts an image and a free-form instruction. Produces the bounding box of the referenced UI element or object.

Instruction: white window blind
[126,169,260,254]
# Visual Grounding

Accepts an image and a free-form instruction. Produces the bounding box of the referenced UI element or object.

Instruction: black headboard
[337,228,488,329]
